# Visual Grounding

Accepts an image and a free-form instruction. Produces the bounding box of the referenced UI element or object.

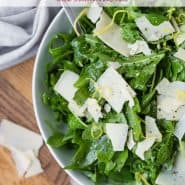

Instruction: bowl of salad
[33,5,185,185]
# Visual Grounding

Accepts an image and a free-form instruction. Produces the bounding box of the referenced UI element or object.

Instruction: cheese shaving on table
[135,16,175,42]
[174,24,185,46]
[0,119,43,155]
[0,119,43,177]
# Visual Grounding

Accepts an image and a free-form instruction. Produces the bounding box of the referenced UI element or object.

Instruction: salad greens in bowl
[33,6,185,185]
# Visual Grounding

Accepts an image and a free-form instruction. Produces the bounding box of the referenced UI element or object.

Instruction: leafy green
[146,13,167,25]
[67,113,87,130]
[42,7,184,185]
[121,23,141,43]
[103,112,127,123]
[47,132,64,147]
[125,104,143,141]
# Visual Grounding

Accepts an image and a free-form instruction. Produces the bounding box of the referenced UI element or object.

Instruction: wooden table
[0,59,70,185]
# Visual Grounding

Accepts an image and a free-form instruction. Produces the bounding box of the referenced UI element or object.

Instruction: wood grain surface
[0,59,70,185]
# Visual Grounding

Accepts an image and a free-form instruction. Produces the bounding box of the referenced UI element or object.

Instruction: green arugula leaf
[121,23,141,43]
[47,132,64,147]
[125,104,143,141]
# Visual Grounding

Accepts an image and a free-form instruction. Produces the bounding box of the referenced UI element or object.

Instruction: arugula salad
[42,6,185,185]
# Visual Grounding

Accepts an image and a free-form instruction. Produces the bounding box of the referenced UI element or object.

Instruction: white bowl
[32,8,94,185]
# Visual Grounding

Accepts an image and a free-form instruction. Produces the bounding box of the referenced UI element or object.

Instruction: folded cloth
[0,6,60,70]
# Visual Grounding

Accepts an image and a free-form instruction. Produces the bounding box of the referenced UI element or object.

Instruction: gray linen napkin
[0,6,60,70]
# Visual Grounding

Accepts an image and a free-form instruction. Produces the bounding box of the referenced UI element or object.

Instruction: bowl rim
[32,8,84,185]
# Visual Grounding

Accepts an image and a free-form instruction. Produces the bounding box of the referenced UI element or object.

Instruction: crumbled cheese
[94,12,130,57]
[10,147,31,177]
[96,67,136,113]
[104,103,111,113]
[68,100,86,117]
[69,98,103,122]
[86,98,102,122]
[127,129,136,150]
[128,40,151,56]
[174,48,185,62]
[54,70,79,102]
[24,150,43,178]
[135,16,175,42]
[106,123,128,151]
[87,2,102,23]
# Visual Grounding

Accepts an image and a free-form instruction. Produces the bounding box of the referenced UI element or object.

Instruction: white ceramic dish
[32,8,94,185]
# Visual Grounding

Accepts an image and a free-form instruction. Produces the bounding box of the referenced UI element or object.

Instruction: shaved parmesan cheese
[0,119,43,154]
[135,116,161,160]
[145,116,162,142]
[174,115,185,140]
[128,40,151,56]
[87,2,102,23]
[156,78,170,95]
[97,67,136,113]
[94,12,130,57]
[86,98,102,122]
[158,104,185,121]
[174,48,185,62]
[106,123,128,151]
[127,129,136,150]
[24,151,43,178]
[156,79,185,120]
[135,138,155,160]
[10,147,31,177]
[54,70,79,102]
[135,16,175,42]
[174,25,185,46]
[156,151,185,185]
[107,61,121,70]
